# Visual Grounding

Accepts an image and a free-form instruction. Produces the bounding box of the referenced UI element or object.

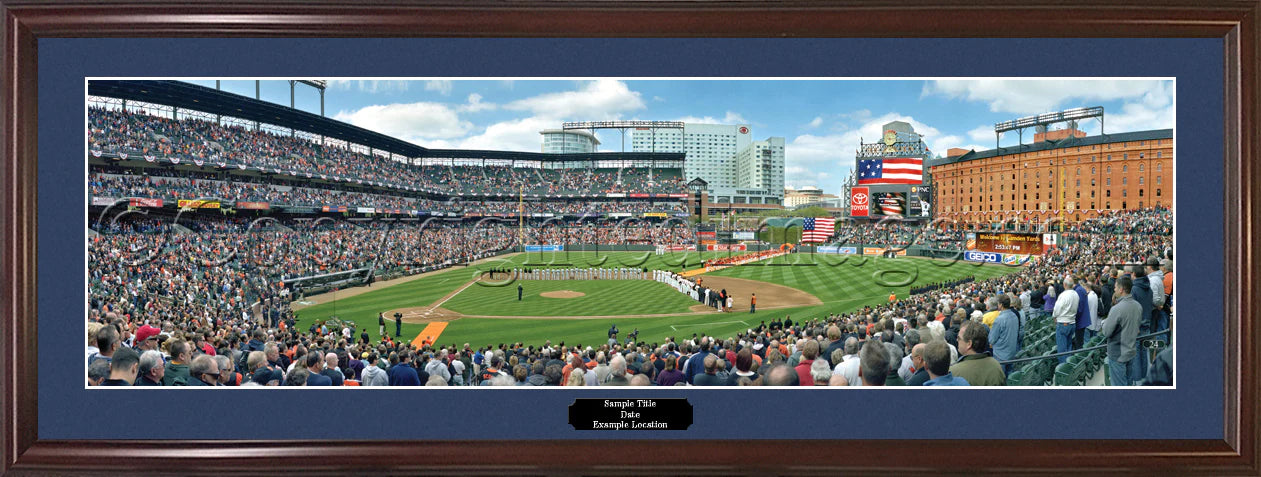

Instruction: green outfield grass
[296,251,1024,351]
[708,253,1017,306]
[443,279,698,317]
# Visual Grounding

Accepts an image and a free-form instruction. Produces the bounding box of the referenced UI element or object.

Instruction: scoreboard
[967,233,1044,255]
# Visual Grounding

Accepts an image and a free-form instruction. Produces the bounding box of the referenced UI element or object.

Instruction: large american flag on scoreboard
[802,217,835,243]
[857,158,923,185]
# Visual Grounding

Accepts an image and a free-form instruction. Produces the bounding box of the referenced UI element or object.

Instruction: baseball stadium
[86,79,1173,388]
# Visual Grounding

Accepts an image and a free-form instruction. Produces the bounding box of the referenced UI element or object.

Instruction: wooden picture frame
[2,1,1256,474]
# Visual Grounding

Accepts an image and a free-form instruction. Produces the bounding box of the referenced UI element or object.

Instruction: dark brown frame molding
[2,1,1257,474]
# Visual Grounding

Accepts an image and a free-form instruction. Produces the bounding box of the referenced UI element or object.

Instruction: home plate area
[386,306,464,324]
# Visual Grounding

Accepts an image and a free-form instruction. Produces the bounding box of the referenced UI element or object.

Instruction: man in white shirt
[1052,277,1080,364]
[1085,282,1101,341]
[925,313,945,342]
[832,337,862,386]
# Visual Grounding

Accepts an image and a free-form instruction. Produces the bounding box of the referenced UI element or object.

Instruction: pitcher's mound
[541,290,585,299]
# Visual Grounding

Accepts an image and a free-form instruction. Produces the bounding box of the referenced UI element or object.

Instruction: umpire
[394,312,403,337]
[518,284,524,301]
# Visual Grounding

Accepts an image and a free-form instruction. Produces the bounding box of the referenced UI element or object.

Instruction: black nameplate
[568,398,693,431]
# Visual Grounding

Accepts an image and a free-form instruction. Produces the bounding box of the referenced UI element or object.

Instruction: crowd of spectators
[89,207,1171,388]
[89,107,687,197]
[524,221,694,246]
[90,170,687,215]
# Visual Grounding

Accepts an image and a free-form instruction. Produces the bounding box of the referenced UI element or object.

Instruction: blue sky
[186,79,1174,195]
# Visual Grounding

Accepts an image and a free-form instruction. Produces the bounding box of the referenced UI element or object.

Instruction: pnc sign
[851,187,870,217]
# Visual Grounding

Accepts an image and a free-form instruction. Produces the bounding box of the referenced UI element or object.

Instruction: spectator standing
[1102,276,1142,386]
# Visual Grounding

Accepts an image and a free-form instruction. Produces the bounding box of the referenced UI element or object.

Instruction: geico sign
[964,251,1002,263]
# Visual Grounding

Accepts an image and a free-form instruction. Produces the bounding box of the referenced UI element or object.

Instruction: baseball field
[291,250,1021,350]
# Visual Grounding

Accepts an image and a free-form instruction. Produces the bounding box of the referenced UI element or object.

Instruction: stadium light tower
[289,79,328,117]
[994,106,1103,151]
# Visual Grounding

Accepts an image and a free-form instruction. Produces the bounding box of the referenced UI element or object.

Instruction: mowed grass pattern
[297,251,1023,349]
[709,254,1018,307]
[443,280,698,317]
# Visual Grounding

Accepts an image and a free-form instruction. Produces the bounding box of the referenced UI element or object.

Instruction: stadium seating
[89,107,689,197]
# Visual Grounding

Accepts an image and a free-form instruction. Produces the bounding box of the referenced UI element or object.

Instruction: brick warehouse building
[928,128,1172,224]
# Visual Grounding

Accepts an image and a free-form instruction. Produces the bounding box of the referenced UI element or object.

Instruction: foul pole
[518,184,524,246]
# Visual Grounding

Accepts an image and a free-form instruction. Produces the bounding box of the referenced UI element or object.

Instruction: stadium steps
[171,223,195,234]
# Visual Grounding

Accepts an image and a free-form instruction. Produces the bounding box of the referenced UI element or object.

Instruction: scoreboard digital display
[968,233,1044,255]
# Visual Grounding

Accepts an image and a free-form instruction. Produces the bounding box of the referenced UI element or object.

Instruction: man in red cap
[133,325,161,353]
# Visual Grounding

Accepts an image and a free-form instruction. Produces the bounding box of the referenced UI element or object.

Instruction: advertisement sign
[966,233,977,250]
[91,197,117,206]
[524,245,564,252]
[850,187,870,217]
[863,247,907,256]
[965,251,1004,263]
[234,201,270,210]
[606,193,626,198]
[643,212,668,218]
[285,207,316,214]
[608,212,632,218]
[668,193,689,198]
[817,246,858,254]
[733,231,755,241]
[129,198,163,208]
[666,245,691,251]
[322,206,348,213]
[1002,254,1031,266]
[697,231,716,239]
[975,233,1044,255]
[356,207,376,214]
[1042,233,1058,247]
[628,193,650,198]
[706,244,747,251]
[178,199,221,209]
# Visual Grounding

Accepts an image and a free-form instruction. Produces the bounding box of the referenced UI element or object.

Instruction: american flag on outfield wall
[857,158,923,185]
[802,217,835,243]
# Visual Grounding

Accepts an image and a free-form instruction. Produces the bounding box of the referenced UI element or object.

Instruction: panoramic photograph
[85,78,1173,388]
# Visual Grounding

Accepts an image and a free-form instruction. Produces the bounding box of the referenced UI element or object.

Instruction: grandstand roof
[88,80,430,158]
[421,149,684,163]
[928,128,1173,167]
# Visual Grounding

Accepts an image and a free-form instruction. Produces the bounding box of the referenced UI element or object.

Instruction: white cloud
[967,124,994,142]
[458,93,496,113]
[333,102,472,142]
[922,79,1172,115]
[673,111,748,125]
[504,79,645,120]
[342,80,411,94]
[326,80,411,94]
[445,116,553,152]
[652,96,666,102]
[424,80,453,96]
[1078,80,1174,134]
[806,116,824,128]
